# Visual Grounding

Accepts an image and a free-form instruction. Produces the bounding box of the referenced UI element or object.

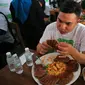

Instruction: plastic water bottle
[12,54,23,74]
[25,47,33,66]
[6,52,15,72]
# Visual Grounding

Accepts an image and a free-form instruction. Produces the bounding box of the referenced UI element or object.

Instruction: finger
[42,42,52,50]
[40,51,45,55]
[58,42,68,47]
[57,50,68,55]
[58,45,67,51]
[58,55,67,58]
[42,42,49,49]
[40,49,48,55]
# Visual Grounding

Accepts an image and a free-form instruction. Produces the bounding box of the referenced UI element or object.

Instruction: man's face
[57,12,79,34]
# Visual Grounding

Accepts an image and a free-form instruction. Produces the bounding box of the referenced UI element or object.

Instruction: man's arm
[71,50,85,64]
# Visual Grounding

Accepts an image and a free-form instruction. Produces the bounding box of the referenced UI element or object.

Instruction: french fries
[47,61,66,76]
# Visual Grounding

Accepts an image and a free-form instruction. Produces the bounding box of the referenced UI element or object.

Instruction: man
[37,0,85,64]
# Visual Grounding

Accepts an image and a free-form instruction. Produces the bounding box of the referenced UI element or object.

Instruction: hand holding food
[37,41,52,55]
[57,42,77,56]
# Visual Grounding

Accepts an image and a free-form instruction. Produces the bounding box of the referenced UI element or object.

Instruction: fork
[32,52,43,66]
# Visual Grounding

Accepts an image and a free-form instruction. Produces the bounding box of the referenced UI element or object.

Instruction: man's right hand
[36,41,52,55]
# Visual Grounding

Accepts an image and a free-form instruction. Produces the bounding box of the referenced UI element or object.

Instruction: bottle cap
[6,52,11,56]
[25,47,29,51]
[12,53,17,58]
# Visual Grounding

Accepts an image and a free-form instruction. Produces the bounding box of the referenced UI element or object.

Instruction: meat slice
[39,74,59,85]
[67,60,79,72]
[58,72,73,85]
[57,70,72,79]
[34,64,46,78]
[50,75,60,85]
[47,40,53,47]
[54,56,70,63]
[47,40,58,50]
[52,40,58,49]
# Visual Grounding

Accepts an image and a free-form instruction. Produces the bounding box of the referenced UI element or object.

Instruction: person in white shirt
[0,12,14,69]
[37,0,85,64]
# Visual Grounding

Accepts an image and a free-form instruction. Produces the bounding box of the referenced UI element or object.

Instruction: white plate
[32,52,81,85]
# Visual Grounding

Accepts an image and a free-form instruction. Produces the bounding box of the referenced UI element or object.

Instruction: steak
[54,56,70,63]
[58,72,73,85]
[67,60,79,72]
[34,64,46,78]
[39,74,59,85]
[47,40,59,50]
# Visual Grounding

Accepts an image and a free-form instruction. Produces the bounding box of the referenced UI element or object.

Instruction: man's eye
[58,18,71,25]
[66,22,71,25]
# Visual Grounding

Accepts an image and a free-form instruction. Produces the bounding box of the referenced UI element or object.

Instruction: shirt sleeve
[0,14,8,31]
[80,29,85,52]
[39,22,56,43]
[39,26,51,43]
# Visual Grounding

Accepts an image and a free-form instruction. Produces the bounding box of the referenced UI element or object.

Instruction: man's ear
[77,17,81,23]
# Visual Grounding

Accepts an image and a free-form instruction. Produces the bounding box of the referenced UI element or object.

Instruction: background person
[10,0,50,50]
[38,0,45,11]
[37,0,85,64]
[0,0,14,69]
[81,0,85,16]
[0,13,14,69]
[0,0,12,21]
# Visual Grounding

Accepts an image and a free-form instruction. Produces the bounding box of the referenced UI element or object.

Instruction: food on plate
[39,74,59,85]
[54,55,70,63]
[47,61,67,76]
[34,64,46,78]
[54,56,79,72]
[58,72,73,85]
[34,56,79,85]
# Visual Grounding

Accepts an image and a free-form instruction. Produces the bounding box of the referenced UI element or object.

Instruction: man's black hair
[60,0,82,17]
